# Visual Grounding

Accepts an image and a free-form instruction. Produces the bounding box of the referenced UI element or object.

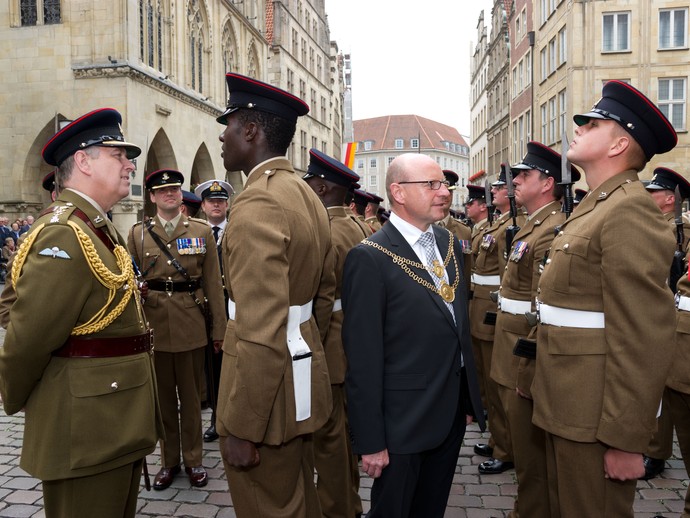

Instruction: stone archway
[140,128,178,218]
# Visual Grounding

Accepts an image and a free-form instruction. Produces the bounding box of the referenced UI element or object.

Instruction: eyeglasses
[398,180,450,190]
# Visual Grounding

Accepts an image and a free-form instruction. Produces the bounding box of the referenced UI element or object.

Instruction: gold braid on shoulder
[11,221,138,336]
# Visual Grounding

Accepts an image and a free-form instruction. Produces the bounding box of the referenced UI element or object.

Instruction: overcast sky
[325,1,497,140]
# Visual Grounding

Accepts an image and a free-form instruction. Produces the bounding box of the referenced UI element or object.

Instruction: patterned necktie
[164,221,174,236]
[417,231,455,320]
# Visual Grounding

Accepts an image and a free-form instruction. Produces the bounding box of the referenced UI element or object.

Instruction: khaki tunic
[0,189,163,481]
[532,172,676,453]
[216,157,335,445]
[365,216,382,232]
[440,216,473,295]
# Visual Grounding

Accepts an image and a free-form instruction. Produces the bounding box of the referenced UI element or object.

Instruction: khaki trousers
[544,432,637,518]
[478,337,512,461]
[155,348,205,468]
[223,434,321,518]
[313,384,362,518]
[42,459,143,518]
[665,388,690,517]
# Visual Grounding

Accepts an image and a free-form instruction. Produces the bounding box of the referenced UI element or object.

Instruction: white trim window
[658,77,687,131]
[659,8,688,49]
[603,12,630,52]
[394,138,403,149]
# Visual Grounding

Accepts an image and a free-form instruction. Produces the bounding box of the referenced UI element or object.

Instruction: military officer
[346,183,374,238]
[194,179,233,443]
[471,170,527,476]
[128,169,227,490]
[641,167,690,480]
[215,73,335,517]
[180,190,202,218]
[303,148,364,518]
[364,192,384,231]
[662,249,690,517]
[531,80,678,517]
[492,142,580,516]
[0,107,163,518]
[437,170,472,294]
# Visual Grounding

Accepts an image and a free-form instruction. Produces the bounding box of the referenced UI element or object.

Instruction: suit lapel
[433,226,461,331]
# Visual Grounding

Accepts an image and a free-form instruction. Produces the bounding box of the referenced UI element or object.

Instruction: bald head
[386,154,440,204]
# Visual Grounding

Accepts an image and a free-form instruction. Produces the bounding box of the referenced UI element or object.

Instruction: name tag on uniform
[510,241,529,262]
[176,238,206,255]
[480,234,495,250]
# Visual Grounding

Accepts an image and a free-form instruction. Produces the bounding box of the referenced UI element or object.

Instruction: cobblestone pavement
[0,322,688,517]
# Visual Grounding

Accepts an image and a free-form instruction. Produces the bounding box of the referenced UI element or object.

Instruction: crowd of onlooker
[0,215,33,282]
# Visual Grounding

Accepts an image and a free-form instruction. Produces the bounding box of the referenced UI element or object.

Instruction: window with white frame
[394,138,403,149]
[526,109,532,142]
[411,138,419,149]
[370,176,378,188]
[559,27,567,65]
[541,103,548,142]
[370,158,377,169]
[603,12,630,52]
[559,89,567,138]
[526,50,532,87]
[659,8,688,49]
[518,60,524,92]
[549,97,557,144]
[364,141,372,151]
[357,159,364,170]
[549,38,557,74]
[658,77,687,131]
[387,156,395,166]
[513,65,519,98]
[540,0,548,24]
[512,120,519,162]
[540,47,548,81]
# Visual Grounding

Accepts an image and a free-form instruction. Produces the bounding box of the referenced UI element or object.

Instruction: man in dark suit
[342,153,485,517]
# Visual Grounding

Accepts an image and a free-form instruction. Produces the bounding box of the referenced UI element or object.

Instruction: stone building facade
[1,0,345,234]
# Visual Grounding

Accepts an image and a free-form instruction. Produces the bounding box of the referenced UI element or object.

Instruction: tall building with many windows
[1,0,345,233]
[353,115,470,211]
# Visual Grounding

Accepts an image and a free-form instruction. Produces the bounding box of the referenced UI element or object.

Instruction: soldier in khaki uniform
[346,183,374,238]
[303,148,364,518]
[215,73,335,518]
[352,188,376,233]
[128,169,227,490]
[470,172,527,475]
[0,108,163,518]
[438,170,472,295]
[365,192,384,231]
[491,142,580,516]
[664,250,690,517]
[532,80,678,517]
[641,167,690,480]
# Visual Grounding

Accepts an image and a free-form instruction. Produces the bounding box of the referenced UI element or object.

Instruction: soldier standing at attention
[215,73,335,518]
[194,179,234,443]
[364,192,384,231]
[531,80,678,517]
[640,167,690,480]
[437,170,472,294]
[302,148,364,518]
[345,183,373,238]
[0,107,163,517]
[128,169,227,490]
[491,142,580,516]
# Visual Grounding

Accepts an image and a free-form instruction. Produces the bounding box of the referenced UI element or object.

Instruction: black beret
[146,169,184,190]
[511,141,581,183]
[217,73,309,125]
[646,167,690,199]
[303,148,360,188]
[574,80,677,160]
[42,108,141,167]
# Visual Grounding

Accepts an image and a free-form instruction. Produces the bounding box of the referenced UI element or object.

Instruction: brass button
[563,243,569,250]
[110,381,119,391]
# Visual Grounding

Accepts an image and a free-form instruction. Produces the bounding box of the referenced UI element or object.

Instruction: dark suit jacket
[342,221,485,456]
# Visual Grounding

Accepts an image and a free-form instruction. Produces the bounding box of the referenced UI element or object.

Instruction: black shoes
[640,455,666,480]
[478,458,514,474]
[203,424,219,442]
[473,443,494,457]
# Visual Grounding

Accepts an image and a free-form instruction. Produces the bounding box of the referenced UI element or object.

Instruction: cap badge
[210,182,221,192]
[162,172,169,181]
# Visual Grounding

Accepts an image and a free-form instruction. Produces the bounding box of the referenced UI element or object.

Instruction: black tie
[212,226,220,243]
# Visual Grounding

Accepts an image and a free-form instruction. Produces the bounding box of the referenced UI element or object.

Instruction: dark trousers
[43,459,143,518]
[368,399,465,518]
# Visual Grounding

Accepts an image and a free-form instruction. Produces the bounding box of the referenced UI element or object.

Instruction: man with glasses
[342,153,484,516]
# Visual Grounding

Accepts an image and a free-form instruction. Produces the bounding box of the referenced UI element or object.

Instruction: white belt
[498,294,532,315]
[333,298,342,312]
[472,274,500,286]
[228,298,314,422]
[537,300,605,328]
[677,295,690,312]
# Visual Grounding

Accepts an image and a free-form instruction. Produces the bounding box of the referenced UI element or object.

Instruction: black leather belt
[147,279,201,293]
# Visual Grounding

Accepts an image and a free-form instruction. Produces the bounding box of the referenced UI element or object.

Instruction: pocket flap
[69,358,149,398]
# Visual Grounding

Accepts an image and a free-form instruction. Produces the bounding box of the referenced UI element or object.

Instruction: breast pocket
[550,234,591,294]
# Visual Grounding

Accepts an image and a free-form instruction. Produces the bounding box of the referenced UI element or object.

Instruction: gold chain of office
[362,229,460,303]
[12,221,139,335]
